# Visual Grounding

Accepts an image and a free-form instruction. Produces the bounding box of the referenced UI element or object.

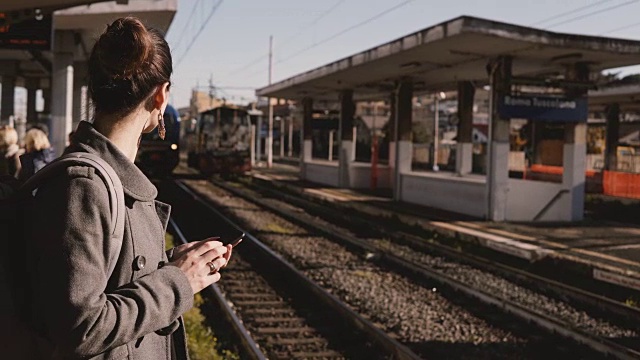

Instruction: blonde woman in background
[0,126,23,178]
[17,127,56,181]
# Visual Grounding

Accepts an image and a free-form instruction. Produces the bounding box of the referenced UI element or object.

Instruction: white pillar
[338,90,355,188]
[486,56,511,221]
[488,120,510,221]
[302,139,312,179]
[279,117,285,158]
[288,119,293,157]
[340,139,354,186]
[250,124,256,167]
[267,98,273,167]
[456,143,473,175]
[563,123,587,221]
[256,116,263,162]
[1,75,16,124]
[352,125,357,161]
[51,31,75,156]
[328,130,334,161]
[456,81,475,176]
[72,62,87,131]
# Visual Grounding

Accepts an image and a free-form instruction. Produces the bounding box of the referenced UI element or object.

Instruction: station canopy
[0,0,113,12]
[257,16,640,101]
[589,85,640,112]
[0,0,175,84]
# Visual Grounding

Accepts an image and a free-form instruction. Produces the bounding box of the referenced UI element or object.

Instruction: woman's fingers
[205,257,227,275]
[222,245,233,267]
[188,239,225,257]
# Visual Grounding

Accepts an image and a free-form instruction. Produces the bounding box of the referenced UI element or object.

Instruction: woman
[0,125,22,178]
[18,127,56,181]
[27,17,232,359]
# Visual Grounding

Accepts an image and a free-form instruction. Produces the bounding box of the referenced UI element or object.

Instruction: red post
[371,131,379,190]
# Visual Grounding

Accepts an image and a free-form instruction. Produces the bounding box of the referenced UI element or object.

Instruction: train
[186,105,252,176]
[135,104,181,177]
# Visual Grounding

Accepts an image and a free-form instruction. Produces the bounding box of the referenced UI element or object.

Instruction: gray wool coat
[27,121,193,359]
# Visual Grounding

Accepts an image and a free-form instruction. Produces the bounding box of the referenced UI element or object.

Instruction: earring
[157,112,166,140]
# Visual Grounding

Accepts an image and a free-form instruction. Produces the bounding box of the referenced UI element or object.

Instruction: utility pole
[267,35,274,168]
[208,74,215,109]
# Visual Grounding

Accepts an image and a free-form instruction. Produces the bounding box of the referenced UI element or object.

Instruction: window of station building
[310,111,339,161]
[353,103,390,165]
[510,119,566,183]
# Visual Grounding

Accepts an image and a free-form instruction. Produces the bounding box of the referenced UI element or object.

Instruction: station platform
[249,161,640,293]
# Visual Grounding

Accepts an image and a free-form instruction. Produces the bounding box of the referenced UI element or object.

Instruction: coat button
[134,255,146,271]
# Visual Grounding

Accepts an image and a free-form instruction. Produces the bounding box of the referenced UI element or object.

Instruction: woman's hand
[169,237,219,260]
[168,238,228,294]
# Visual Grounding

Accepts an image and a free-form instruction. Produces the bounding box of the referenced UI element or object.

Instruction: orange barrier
[603,171,640,199]
[526,164,602,194]
[523,165,640,199]
[529,164,597,177]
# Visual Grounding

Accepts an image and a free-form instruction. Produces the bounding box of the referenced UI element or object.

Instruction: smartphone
[229,232,245,248]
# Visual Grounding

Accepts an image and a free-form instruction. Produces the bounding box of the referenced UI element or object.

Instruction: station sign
[497,94,588,122]
[0,10,52,51]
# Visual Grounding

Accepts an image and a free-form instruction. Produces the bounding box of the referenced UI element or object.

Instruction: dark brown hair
[88,17,172,115]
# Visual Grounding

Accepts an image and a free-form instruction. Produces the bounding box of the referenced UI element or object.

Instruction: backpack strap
[21,152,125,276]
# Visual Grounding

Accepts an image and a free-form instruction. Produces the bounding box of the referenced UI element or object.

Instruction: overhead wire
[545,0,639,29]
[168,0,202,54]
[174,0,225,69]
[600,19,640,34]
[529,0,615,26]
[225,0,347,76]
[274,0,415,66]
[234,0,415,85]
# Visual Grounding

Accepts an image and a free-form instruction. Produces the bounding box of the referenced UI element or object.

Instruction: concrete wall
[305,160,391,189]
[400,172,486,218]
[305,161,339,187]
[349,162,391,189]
[506,179,569,221]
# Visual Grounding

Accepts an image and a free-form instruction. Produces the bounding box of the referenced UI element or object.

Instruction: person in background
[26,16,233,359]
[17,127,56,181]
[64,130,76,153]
[0,125,23,178]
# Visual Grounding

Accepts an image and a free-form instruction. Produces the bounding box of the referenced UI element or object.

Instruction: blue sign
[498,95,587,122]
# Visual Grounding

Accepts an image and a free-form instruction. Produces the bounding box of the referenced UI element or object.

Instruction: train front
[136,105,181,176]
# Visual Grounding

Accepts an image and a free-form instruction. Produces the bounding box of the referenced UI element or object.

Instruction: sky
[27,0,640,115]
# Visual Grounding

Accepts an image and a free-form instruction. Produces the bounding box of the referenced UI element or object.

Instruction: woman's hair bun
[93,16,155,80]
[88,16,172,115]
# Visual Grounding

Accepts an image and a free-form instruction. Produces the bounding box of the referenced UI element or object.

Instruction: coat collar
[67,121,157,202]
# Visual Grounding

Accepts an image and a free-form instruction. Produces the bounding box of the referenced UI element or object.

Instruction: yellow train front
[187,105,252,176]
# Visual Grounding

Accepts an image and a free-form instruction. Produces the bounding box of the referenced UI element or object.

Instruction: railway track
[248,172,640,304]
[160,179,422,360]
[184,175,640,359]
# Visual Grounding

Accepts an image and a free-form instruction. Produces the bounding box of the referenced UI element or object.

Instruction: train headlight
[171,144,178,150]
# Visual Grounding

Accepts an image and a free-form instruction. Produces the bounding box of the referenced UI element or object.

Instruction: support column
[487,56,512,221]
[387,93,396,184]
[288,117,293,157]
[562,62,589,222]
[456,81,475,175]
[279,116,285,157]
[51,30,75,156]
[26,78,39,125]
[393,80,413,201]
[256,116,263,162]
[301,97,313,179]
[339,89,355,187]
[42,87,51,114]
[604,103,620,171]
[1,75,16,125]
[73,61,88,131]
